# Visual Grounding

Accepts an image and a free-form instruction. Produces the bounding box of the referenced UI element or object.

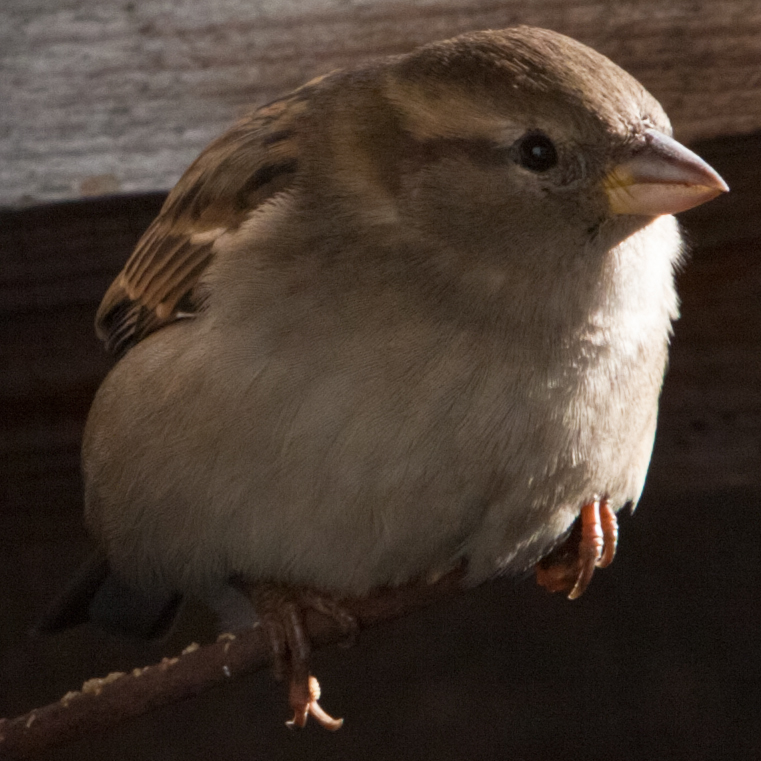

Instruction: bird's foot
[535,497,618,599]
[243,582,357,730]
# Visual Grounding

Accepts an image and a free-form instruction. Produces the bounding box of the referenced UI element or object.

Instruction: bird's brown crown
[386,27,669,143]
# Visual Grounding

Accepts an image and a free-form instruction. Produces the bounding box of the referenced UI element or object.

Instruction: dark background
[1,133,759,760]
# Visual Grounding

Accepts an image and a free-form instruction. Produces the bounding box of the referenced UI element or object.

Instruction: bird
[41,25,728,729]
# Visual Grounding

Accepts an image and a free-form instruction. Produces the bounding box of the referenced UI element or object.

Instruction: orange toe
[536,497,619,599]
[242,582,348,730]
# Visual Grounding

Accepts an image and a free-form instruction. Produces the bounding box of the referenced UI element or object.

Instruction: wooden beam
[3,0,761,206]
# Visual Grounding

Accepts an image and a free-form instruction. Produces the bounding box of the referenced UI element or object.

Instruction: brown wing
[96,91,311,356]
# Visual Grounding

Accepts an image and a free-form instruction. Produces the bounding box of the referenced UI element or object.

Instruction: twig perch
[0,569,465,759]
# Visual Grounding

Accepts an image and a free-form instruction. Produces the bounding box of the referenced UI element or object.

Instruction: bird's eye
[514,132,558,172]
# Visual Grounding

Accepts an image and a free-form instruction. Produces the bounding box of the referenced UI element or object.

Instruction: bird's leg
[535,498,618,599]
[241,581,357,730]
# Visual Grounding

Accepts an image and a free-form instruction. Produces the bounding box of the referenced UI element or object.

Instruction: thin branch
[0,569,465,759]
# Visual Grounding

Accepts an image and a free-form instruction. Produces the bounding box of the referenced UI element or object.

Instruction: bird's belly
[83,318,663,597]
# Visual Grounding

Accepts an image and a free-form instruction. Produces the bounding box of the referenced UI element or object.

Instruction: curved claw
[568,500,604,599]
[536,497,619,599]
[242,581,351,730]
[596,501,618,569]
[287,675,344,731]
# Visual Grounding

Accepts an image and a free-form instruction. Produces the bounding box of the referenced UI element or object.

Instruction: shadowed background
[1,1,760,758]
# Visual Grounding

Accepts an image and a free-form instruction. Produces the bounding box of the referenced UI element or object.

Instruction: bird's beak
[605,130,728,216]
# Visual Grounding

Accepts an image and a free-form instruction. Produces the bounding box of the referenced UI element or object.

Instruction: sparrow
[44,25,727,729]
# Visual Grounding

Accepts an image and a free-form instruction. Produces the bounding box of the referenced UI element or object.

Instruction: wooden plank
[3,0,761,206]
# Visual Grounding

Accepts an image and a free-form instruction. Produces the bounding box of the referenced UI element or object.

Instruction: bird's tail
[33,550,182,639]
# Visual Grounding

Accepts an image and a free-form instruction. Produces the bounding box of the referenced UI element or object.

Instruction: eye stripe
[400,134,512,171]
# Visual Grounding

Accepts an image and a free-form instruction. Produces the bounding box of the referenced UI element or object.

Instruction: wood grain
[3,0,761,206]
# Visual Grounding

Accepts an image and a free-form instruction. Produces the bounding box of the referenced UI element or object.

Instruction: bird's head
[98,26,728,354]
[306,26,726,271]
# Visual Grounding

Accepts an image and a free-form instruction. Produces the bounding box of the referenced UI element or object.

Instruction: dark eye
[514,132,558,172]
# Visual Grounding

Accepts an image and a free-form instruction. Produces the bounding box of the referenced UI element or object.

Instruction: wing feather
[96,87,311,355]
